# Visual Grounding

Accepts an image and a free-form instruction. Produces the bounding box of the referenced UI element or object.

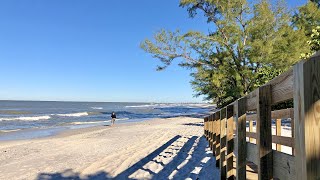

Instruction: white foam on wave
[91,107,103,110]
[69,118,129,125]
[0,115,51,121]
[56,112,89,117]
[115,118,129,121]
[125,104,158,108]
[126,103,214,109]
[0,129,22,133]
[70,121,106,125]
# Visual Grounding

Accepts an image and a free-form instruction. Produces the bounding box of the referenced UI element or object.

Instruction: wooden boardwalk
[204,54,320,179]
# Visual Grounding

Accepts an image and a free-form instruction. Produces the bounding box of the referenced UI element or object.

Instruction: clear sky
[0,0,307,103]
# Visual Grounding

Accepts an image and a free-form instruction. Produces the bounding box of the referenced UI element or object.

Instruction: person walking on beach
[111,112,116,126]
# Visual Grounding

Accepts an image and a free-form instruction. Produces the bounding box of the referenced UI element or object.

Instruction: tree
[301,26,320,58]
[141,0,309,107]
[310,26,320,51]
[293,1,320,59]
[293,1,320,36]
[311,0,320,7]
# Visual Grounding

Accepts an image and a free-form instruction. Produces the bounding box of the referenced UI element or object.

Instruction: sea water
[0,101,214,140]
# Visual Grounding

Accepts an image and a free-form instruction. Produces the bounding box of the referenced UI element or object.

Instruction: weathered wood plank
[246,143,296,179]
[209,115,213,150]
[210,114,214,153]
[247,143,258,165]
[294,56,320,179]
[267,69,294,104]
[272,135,294,148]
[294,60,306,180]
[246,108,294,121]
[226,105,235,179]
[235,97,247,180]
[220,108,227,179]
[276,119,282,151]
[245,132,294,147]
[291,115,295,156]
[204,117,208,139]
[256,85,273,179]
[246,91,257,111]
[246,69,293,111]
[246,132,257,139]
[215,111,221,168]
[273,151,296,180]
[212,114,216,156]
[249,119,254,143]
[208,115,212,149]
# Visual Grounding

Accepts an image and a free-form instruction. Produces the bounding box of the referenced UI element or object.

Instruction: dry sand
[0,117,219,180]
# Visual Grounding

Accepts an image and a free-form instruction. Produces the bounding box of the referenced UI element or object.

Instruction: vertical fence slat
[235,98,247,180]
[249,119,254,143]
[276,119,281,151]
[207,117,209,139]
[226,105,235,179]
[291,116,295,155]
[207,115,211,149]
[294,56,320,180]
[220,108,227,179]
[215,111,221,167]
[256,85,273,180]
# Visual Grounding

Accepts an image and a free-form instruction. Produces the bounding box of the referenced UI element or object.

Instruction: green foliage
[293,1,320,59]
[141,0,311,108]
[310,26,320,51]
[301,26,320,59]
[311,0,320,7]
[293,1,320,33]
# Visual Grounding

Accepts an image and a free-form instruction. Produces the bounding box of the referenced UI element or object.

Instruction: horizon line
[0,99,210,104]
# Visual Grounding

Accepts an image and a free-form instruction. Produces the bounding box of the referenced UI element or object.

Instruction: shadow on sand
[37,136,218,180]
[182,122,204,127]
[37,170,110,180]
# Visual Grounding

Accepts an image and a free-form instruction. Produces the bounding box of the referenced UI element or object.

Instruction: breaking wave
[91,107,103,110]
[55,112,89,117]
[0,115,51,121]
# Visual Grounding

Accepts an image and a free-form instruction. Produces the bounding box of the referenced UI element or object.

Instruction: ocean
[0,101,213,140]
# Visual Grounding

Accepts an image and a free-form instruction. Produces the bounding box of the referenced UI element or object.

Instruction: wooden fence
[204,55,320,180]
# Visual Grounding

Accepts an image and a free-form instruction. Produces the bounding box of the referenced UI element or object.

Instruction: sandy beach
[0,117,218,180]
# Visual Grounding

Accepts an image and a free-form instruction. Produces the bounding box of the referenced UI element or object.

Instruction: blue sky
[0,0,307,103]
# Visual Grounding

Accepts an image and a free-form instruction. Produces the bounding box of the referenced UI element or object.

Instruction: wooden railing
[204,54,320,180]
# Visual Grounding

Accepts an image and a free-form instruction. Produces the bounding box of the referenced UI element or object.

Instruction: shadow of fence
[182,122,204,127]
[36,135,217,180]
[37,169,111,180]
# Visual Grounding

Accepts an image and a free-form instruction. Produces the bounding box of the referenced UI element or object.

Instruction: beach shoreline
[0,116,218,180]
[0,117,157,141]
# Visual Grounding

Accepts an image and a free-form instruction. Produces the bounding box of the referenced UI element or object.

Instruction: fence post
[211,114,215,154]
[207,116,210,141]
[235,98,247,180]
[204,117,207,139]
[220,108,227,179]
[294,56,320,180]
[276,119,281,151]
[215,111,221,167]
[226,105,235,179]
[256,85,273,180]
[210,115,214,151]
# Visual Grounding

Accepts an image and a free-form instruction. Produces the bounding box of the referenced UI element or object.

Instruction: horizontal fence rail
[204,54,320,180]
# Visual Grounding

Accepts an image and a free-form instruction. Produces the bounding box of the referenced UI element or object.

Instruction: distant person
[111,112,116,126]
